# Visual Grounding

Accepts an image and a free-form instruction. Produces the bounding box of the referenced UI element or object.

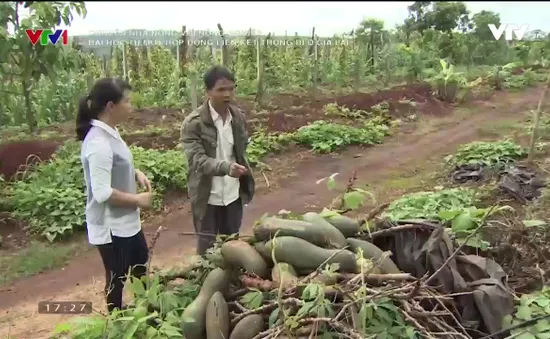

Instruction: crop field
[2,1,550,338]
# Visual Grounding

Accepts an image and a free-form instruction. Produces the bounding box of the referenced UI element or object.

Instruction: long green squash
[253,241,274,267]
[324,214,361,237]
[205,291,229,339]
[254,216,345,248]
[229,314,265,339]
[221,240,269,278]
[265,236,356,272]
[180,268,231,339]
[302,212,347,248]
[346,238,400,274]
[272,262,298,289]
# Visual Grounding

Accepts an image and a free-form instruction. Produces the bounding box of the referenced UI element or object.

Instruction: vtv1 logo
[25,29,69,46]
[488,24,529,41]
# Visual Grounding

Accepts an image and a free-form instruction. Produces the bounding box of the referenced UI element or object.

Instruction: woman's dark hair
[76,77,132,141]
[204,65,235,90]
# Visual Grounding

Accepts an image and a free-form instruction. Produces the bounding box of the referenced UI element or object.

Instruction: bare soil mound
[127,107,183,129]
[125,132,181,150]
[0,108,182,180]
[0,139,61,180]
[328,83,449,117]
[263,83,449,133]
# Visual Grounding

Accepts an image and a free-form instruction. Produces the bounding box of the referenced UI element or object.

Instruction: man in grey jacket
[180,66,255,255]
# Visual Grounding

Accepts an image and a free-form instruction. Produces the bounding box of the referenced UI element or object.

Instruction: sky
[61,1,550,37]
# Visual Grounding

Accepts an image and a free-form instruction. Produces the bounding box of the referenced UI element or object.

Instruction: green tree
[470,10,507,64]
[471,10,501,41]
[355,18,386,72]
[429,2,470,33]
[406,1,433,35]
[406,2,472,61]
[406,1,470,34]
[0,1,86,133]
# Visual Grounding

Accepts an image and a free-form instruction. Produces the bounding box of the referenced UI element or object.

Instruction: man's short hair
[204,65,235,90]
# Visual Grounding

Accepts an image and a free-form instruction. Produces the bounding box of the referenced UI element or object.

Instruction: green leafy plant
[241,288,265,309]
[488,62,519,90]
[294,120,389,153]
[382,188,512,250]
[318,172,376,212]
[449,140,527,168]
[382,188,477,221]
[502,286,550,338]
[439,205,513,250]
[131,147,188,193]
[323,102,367,120]
[5,142,188,241]
[53,274,200,338]
[355,296,417,338]
[246,129,295,166]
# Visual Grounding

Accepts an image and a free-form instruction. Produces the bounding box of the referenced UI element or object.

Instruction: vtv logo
[25,29,69,46]
[488,24,529,41]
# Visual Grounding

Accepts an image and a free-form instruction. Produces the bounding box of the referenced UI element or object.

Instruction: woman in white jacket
[77,77,153,312]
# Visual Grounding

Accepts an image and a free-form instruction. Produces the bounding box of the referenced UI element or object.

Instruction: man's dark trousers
[194,198,243,255]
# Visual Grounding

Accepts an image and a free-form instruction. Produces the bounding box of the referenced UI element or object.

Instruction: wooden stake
[527,75,550,163]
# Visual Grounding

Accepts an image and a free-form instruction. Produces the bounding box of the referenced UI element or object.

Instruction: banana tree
[431,59,467,102]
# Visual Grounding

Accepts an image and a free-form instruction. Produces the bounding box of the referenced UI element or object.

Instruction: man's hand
[135,169,152,192]
[229,162,247,178]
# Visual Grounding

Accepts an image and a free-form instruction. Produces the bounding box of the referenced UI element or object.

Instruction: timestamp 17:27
[38,301,92,314]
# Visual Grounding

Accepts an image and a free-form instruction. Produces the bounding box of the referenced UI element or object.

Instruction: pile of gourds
[180,212,401,339]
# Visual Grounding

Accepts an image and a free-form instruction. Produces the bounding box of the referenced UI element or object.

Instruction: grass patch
[384,176,417,190]
[0,241,88,286]
[478,119,523,137]
[415,107,476,135]
[382,162,440,191]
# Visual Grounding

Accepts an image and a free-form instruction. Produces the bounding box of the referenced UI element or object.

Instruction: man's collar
[208,100,231,123]
[90,119,120,140]
[199,100,239,127]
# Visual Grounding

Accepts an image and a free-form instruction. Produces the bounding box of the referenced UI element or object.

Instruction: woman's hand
[136,192,153,208]
[135,169,152,192]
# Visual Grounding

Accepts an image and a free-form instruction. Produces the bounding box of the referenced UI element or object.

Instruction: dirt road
[0,87,543,338]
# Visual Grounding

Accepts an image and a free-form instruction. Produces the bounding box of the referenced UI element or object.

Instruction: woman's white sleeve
[84,138,114,203]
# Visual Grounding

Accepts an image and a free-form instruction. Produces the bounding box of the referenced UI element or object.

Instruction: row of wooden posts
[88,24,326,108]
